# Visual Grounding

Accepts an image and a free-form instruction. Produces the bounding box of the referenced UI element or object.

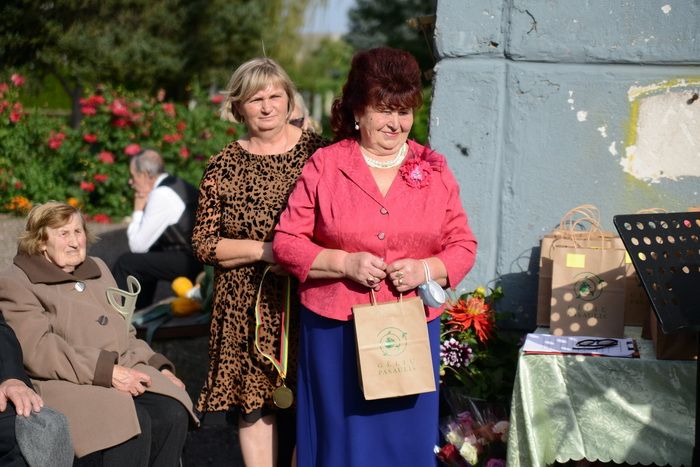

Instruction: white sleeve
[126,187,185,253]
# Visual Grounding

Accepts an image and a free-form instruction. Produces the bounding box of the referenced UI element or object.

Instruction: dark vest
[149,175,198,253]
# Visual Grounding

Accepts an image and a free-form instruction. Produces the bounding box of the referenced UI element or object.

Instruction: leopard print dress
[193,130,326,417]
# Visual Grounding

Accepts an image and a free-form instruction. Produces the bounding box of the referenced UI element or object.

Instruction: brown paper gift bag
[537,205,625,326]
[352,292,436,400]
[550,242,627,337]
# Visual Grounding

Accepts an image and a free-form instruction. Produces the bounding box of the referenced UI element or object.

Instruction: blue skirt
[296,306,440,467]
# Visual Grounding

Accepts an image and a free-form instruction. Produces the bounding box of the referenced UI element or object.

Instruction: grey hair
[130,149,164,177]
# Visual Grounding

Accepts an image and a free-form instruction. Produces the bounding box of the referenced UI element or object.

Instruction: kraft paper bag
[550,243,627,337]
[648,310,698,360]
[352,293,436,400]
[623,262,652,326]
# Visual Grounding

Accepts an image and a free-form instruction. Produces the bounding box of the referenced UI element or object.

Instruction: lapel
[336,140,385,203]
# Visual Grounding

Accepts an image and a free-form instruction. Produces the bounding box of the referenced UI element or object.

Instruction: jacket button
[380,207,388,215]
[377,232,385,240]
[97,315,109,326]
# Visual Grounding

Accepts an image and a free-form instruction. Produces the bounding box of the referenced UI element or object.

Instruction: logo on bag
[377,327,407,356]
[573,272,605,301]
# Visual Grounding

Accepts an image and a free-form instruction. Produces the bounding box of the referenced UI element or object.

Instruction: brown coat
[0,254,197,457]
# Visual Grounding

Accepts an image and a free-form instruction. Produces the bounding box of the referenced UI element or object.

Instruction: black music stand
[613,211,700,467]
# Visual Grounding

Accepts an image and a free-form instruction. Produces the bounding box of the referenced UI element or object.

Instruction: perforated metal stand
[613,212,700,467]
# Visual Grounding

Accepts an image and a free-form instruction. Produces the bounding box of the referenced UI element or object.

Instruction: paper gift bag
[623,262,652,326]
[550,243,627,337]
[648,309,698,360]
[352,293,436,400]
[537,204,624,326]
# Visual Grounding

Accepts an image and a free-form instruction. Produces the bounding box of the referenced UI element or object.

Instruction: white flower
[459,441,479,465]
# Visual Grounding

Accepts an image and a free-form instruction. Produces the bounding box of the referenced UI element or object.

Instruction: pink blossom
[10,74,25,87]
[0,83,8,95]
[83,133,98,144]
[163,133,182,143]
[176,121,187,132]
[161,103,176,117]
[399,159,432,188]
[124,144,141,156]
[81,105,97,116]
[80,181,95,192]
[0,101,8,113]
[98,151,115,164]
[210,95,224,105]
[48,132,66,150]
[93,173,109,183]
[91,213,111,224]
[110,99,130,117]
[179,146,190,159]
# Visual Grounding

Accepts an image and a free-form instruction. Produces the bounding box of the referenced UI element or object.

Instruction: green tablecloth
[507,328,696,466]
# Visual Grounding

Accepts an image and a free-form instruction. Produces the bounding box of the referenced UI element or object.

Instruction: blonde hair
[219,57,297,124]
[18,201,95,255]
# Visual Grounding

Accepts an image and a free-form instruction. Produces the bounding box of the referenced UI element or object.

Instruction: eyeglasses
[289,117,305,128]
[573,338,618,350]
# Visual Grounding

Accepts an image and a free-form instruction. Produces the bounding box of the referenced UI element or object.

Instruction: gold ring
[367,276,375,283]
[397,271,404,279]
[398,278,403,285]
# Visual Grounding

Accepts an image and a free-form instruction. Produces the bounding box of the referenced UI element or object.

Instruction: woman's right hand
[112,365,152,396]
[344,252,386,290]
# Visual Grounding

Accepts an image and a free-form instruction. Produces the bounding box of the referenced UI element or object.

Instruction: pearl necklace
[362,143,408,169]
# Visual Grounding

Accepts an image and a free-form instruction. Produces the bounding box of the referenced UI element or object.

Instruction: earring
[354,121,359,130]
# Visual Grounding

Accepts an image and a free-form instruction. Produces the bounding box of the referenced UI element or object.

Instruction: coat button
[97,315,109,326]
[380,207,388,215]
[377,232,385,240]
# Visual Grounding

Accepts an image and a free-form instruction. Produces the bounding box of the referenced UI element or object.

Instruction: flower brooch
[399,158,432,188]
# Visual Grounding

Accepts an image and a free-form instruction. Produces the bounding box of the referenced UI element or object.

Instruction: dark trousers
[113,251,202,309]
[75,392,188,467]
[0,405,27,467]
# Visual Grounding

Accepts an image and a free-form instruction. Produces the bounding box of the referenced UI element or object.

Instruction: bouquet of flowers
[436,393,509,467]
[439,286,520,404]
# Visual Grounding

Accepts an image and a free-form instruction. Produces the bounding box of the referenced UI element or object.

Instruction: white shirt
[127,174,186,253]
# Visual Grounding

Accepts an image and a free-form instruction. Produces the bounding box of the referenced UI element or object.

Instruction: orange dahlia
[447,296,494,343]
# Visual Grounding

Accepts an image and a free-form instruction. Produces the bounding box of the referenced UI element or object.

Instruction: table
[507,327,696,467]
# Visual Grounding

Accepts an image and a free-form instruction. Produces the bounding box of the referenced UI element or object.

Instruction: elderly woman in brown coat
[0,202,197,466]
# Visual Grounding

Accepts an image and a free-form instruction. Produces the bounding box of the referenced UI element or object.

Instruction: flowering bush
[439,286,520,404]
[0,72,242,220]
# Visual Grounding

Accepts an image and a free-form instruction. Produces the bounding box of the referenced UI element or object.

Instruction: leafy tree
[344,0,437,77]
[0,0,325,126]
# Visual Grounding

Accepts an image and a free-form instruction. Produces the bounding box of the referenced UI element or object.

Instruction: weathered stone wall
[431,0,700,329]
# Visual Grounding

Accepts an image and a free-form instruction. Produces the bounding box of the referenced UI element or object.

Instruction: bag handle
[369,290,403,306]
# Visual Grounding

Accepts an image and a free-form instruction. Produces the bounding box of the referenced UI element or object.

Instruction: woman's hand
[112,365,152,396]
[344,252,386,290]
[385,258,425,292]
[0,378,43,417]
[160,369,185,389]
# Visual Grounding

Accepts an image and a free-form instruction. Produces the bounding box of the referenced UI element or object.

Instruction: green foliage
[0,73,240,221]
[345,0,437,79]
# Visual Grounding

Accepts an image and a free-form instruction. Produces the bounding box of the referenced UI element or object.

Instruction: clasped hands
[345,252,424,292]
[112,365,185,397]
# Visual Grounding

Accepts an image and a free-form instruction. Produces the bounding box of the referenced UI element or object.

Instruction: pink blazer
[273,139,477,321]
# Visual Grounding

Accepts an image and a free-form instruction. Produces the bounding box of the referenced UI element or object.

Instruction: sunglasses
[289,117,305,128]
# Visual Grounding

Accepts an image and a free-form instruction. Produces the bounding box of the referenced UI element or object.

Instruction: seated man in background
[1,313,73,467]
[113,149,201,309]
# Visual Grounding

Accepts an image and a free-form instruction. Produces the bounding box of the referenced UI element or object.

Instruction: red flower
[226,126,237,136]
[0,83,8,95]
[210,95,224,105]
[98,151,115,164]
[176,121,187,132]
[81,106,97,116]
[179,146,190,159]
[124,143,141,156]
[112,118,129,128]
[91,213,111,224]
[163,133,182,143]
[0,101,8,113]
[110,99,130,117]
[47,131,66,150]
[447,296,495,343]
[400,158,432,188]
[83,133,98,144]
[14,181,23,189]
[93,173,108,183]
[87,95,105,106]
[161,103,176,118]
[10,74,25,87]
[80,181,95,192]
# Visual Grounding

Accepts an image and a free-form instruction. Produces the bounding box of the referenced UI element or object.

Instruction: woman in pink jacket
[273,47,478,467]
